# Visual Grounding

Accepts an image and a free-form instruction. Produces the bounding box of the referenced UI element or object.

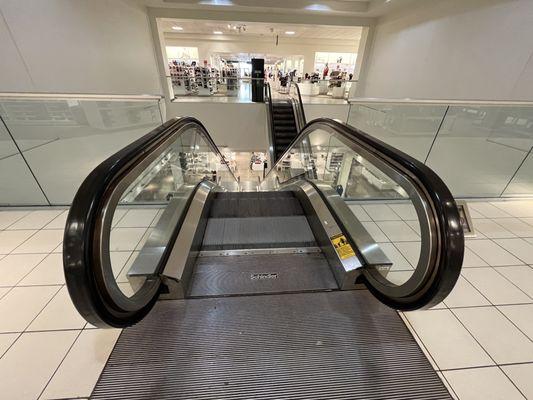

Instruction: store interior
[158,18,363,102]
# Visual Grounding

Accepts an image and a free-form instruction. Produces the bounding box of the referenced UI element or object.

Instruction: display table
[299,82,319,96]
[318,80,329,95]
[331,83,346,99]
[252,161,264,171]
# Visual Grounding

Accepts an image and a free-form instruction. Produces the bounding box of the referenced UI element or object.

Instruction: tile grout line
[447,307,505,368]
[491,265,533,300]
[0,210,32,231]
[464,239,524,268]
[0,331,24,360]
[493,305,533,344]
[22,285,64,333]
[439,360,533,372]
[497,364,529,400]
[36,328,84,400]
[0,252,52,302]
[398,311,461,399]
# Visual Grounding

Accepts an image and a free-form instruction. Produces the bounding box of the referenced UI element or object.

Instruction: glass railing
[64,117,239,325]
[348,99,533,198]
[0,93,163,205]
[167,76,263,102]
[275,79,358,100]
[260,118,463,308]
[167,75,357,102]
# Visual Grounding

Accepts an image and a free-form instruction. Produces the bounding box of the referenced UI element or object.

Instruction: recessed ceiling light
[213,31,223,35]
[305,4,331,11]
[199,0,233,5]
[285,31,296,35]
[172,26,183,31]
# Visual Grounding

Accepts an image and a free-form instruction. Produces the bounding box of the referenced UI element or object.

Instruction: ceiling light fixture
[213,31,223,35]
[172,26,183,31]
[285,31,296,35]
[305,4,331,11]
[199,0,233,5]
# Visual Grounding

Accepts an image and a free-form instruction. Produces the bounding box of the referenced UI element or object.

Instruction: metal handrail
[348,97,533,106]
[264,82,276,165]
[63,117,238,327]
[288,82,307,130]
[261,117,463,310]
[0,92,163,101]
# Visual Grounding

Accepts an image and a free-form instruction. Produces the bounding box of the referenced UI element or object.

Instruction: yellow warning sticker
[330,233,356,260]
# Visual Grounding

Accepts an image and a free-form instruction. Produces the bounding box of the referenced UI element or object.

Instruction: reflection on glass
[503,150,533,195]
[262,124,422,286]
[347,103,448,162]
[426,105,533,197]
[108,126,235,297]
[0,117,48,205]
[168,76,253,102]
[0,97,163,205]
[348,102,533,198]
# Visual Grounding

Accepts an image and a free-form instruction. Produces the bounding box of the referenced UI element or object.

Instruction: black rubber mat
[189,252,338,297]
[91,291,451,400]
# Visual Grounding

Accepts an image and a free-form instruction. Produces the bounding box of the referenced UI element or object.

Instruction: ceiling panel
[160,18,363,40]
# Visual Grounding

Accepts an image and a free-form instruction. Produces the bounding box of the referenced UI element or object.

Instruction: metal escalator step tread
[91,291,452,400]
[274,120,296,126]
[202,216,316,249]
[275,137,295,143]
[215,191,294,199]
[209,194,304,218]
[274,126,296,132]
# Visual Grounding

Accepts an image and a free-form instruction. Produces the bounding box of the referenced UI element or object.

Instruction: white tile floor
[0,200,532,399]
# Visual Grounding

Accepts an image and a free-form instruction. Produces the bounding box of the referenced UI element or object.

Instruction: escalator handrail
[288,81,307,127]
[264,82,277,163]
[63,117,238,327]
[264,117,463,309]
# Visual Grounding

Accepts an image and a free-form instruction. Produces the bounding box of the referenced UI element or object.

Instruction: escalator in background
[63,116,463,399]
[265,82,306,162]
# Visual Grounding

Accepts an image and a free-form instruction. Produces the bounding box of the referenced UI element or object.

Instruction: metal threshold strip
[91,291,451,400]
[198,246,322,257]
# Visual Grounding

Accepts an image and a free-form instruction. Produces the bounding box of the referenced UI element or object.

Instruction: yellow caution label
[330,233,356,260]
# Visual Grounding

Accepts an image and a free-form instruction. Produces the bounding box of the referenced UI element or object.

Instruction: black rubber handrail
[288,81,306,126]
[63,117,237,327]
[264,82,277,163]
[265,118,464,310]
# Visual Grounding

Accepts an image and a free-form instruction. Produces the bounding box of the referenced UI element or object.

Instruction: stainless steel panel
[160,180,216,299]
[287,181,364,290]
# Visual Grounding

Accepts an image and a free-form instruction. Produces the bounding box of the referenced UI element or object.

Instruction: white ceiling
[160,18,363,41]
[134,0,416,18]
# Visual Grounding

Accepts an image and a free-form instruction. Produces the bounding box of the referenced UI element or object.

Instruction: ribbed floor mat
[189,252,337,297]
[91,291,451,400]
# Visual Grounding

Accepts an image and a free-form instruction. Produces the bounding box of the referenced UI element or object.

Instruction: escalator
[265,82,306,162]
[63,116,463,399]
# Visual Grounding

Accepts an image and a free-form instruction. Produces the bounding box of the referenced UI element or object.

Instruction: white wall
[164,34,359,75]
[359,0,533,100]
[167,102,269,152]
[304,104,350,122]
[0,0,162,94]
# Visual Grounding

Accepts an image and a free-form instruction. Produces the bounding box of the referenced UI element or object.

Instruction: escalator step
[210,192,304,218]
[202,216,316,250]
